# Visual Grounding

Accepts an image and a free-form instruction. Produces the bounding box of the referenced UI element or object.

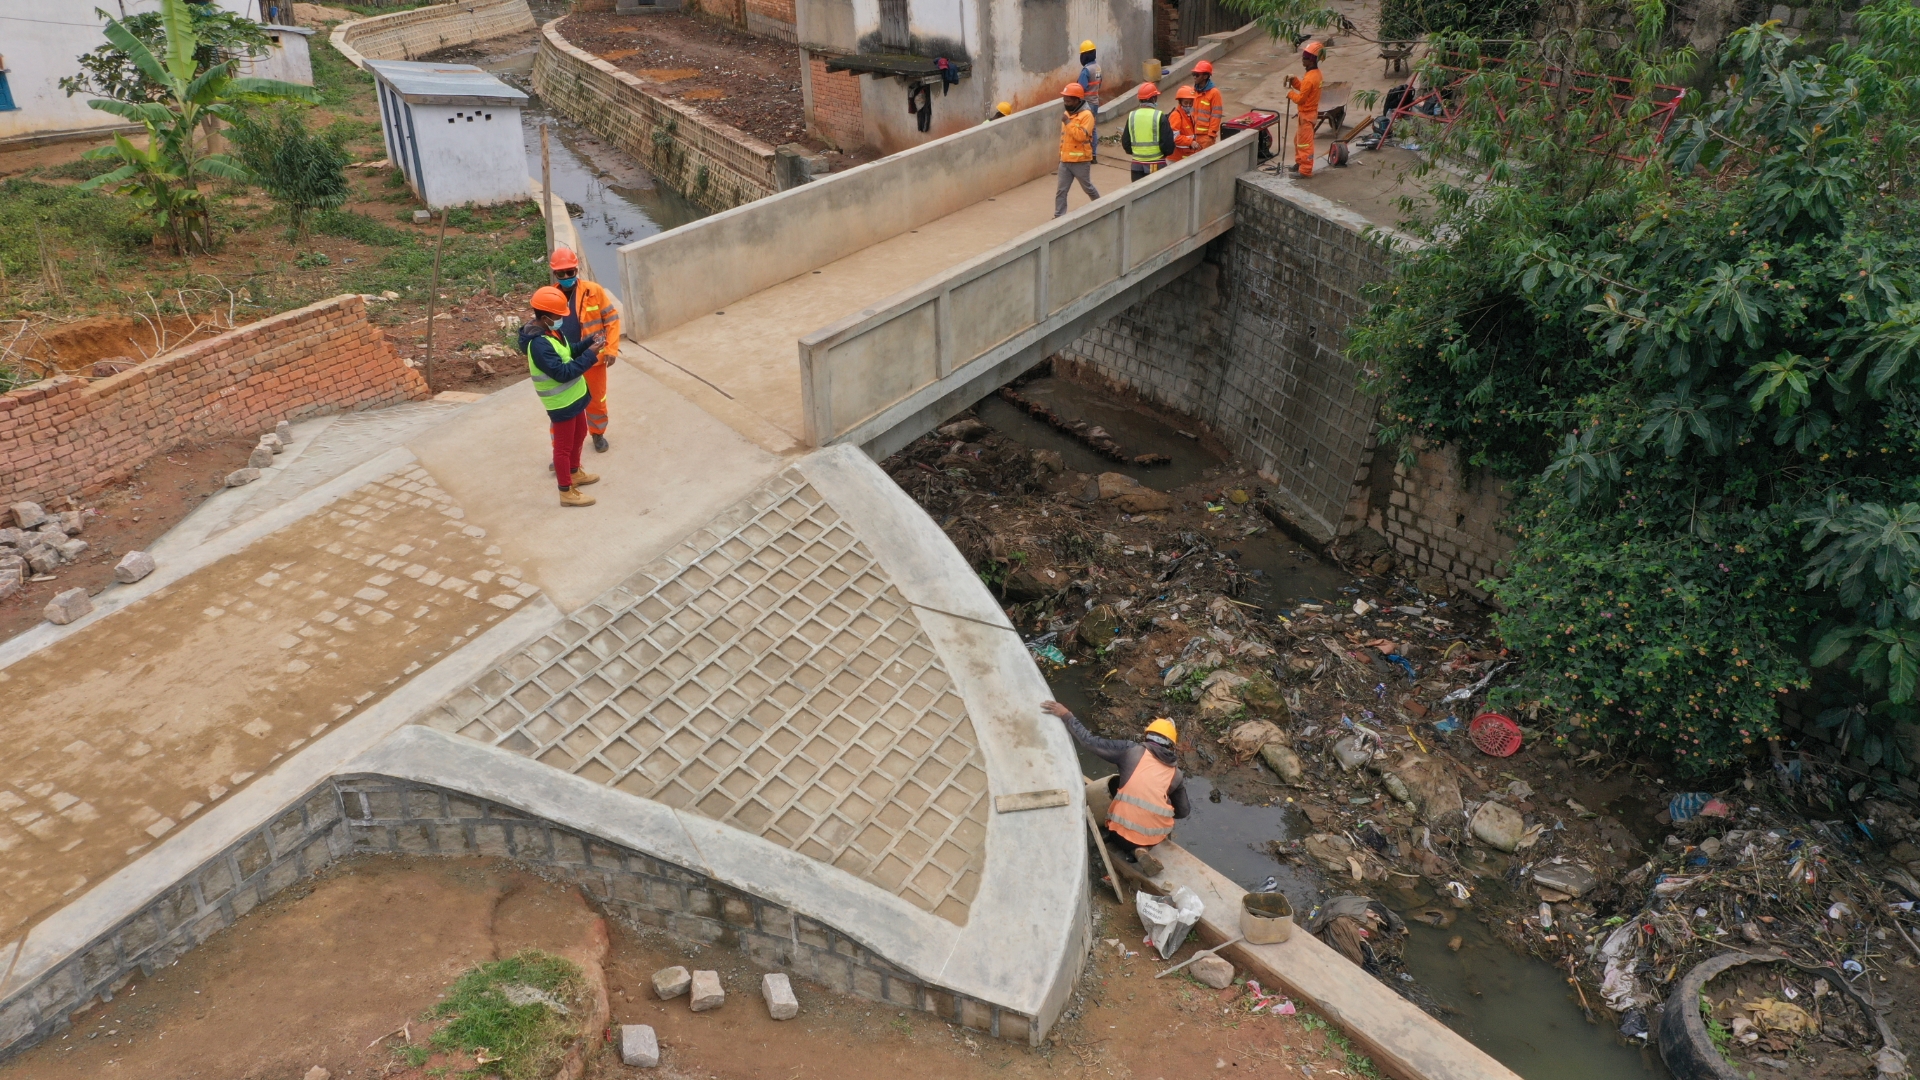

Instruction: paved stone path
[422,465,991,923]
[0,462,529,939]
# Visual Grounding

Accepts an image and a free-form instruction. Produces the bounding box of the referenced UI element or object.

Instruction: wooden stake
[1086,803,1128,906]
[423,209,446,391]
[540,122,555,275]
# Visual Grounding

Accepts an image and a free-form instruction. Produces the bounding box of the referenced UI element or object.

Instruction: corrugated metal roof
[364,59,529,107]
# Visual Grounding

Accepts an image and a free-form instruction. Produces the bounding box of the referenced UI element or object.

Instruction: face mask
[556,275,577,288]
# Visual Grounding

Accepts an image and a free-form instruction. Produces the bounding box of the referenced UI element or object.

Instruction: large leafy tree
[59,5,271,104]
[78,0,314,254]
[1350,0,1920,777]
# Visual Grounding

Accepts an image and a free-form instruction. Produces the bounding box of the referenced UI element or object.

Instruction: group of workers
[1046,38,1325,216]
[520,245,620,507]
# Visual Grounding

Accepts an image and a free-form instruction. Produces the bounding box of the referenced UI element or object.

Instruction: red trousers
[551,412,588,488]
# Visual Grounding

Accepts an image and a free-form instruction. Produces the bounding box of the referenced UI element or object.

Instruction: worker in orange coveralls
[1168,86,1199,162]
[1287,41,1325,176]
[1190,60,1224,150]
[548,246,620,453]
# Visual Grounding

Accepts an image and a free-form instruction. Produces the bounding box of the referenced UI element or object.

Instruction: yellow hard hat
[1145,718,1180,744]
[1080,39,1097,53]
[996,101,1012,116]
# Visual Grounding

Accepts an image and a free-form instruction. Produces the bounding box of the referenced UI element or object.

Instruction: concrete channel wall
[803,135,1257,456]
[534,18,780,213]
[617,98,1061,341]
[330,0,537,67]
[1059,175,1514,595]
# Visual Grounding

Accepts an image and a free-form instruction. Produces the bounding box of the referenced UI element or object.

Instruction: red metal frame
[1381,57,1686,162]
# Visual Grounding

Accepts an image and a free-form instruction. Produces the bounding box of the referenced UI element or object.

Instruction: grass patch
[310,30,375,109]
[418,950,583,1080]
[314,207,409,247]
[342,217,547,301]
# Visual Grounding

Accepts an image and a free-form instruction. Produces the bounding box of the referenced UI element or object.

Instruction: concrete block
[44,587,92,625]
[275,420,291,440]
[0,566,20,601]
[225,467,261,487]
[620,1023,659,1066]
[54,538,88,563]
[763,972,798,1019]
[114,550,156,583]
[1191,954,1235,988]
[10,501,46,529]
[652,965,691,999]
[688,969,724,1012]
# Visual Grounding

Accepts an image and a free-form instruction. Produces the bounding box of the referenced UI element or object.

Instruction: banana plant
[78,0,313,254]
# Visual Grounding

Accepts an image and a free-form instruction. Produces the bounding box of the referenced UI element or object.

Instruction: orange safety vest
[1193,85,1224,148]
[1106,752,1177,847]
[1060,108,1096,163]
[1169,107,1197,161]
[566,277,621,361]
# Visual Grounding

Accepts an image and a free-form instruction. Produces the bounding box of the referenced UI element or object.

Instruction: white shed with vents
[365,59,529,210]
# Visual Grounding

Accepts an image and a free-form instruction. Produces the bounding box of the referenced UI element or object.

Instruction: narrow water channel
[1009,378,1663,1080]
[470,47,708,288]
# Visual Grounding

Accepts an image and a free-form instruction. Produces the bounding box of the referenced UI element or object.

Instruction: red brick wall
[0,294,429,507]
[744,0,795,36]
[807,54,865,152]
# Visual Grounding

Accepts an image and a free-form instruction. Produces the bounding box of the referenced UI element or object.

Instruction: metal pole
[540,122,555,278]
[424,209,446,391]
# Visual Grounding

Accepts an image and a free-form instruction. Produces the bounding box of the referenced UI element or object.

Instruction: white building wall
[800,0,1147,154]
[388,98,528,209]
[0,0,260,142]
[241,26,314,86]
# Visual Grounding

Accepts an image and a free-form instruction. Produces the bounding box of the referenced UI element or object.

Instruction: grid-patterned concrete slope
[421,467,991,923]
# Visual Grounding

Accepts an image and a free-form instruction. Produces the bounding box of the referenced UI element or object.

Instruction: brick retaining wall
[1059,176,1513,597]
[0,294,429,509]
[331,0,538,67]
[534,17,779,213]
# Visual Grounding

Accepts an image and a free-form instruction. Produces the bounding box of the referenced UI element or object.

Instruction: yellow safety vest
[1128,107,1165,162]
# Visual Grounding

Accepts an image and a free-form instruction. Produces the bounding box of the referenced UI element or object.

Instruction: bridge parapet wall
[800,135,1256,458]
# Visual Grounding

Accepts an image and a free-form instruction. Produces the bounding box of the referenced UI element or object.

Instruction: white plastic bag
[1136,885,1206,959]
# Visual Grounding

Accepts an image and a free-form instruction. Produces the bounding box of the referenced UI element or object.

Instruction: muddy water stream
[472,49,707,287]
[1010,378,1662,1080]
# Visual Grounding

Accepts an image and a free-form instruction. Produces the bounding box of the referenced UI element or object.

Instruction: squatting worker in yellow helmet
[1043,701,1189,877]
[983,101,1012,124]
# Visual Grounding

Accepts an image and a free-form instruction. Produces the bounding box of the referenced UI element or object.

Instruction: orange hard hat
[1138,81,1161,100]
[1061,82,1086,99]
[530,285,570,316]
[1301,40,1325,56]
[1175,85,1197,100]
[549,245,580,271]
[1194,60,1214,75]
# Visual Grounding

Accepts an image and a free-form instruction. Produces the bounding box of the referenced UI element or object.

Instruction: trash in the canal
[1432,715,1461,733]
[1467,712,1522,757]
[1667,791,1730,821]
[1136,887,1206,960]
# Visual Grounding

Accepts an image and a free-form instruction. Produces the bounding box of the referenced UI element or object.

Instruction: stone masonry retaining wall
[331,0,538,67]
[534,18,779,213]
[0,294,429,509]
[0,785,350,1056]
[339,777,1035,1040]
[0,774,1033,1060]
[1058,175,1509,596]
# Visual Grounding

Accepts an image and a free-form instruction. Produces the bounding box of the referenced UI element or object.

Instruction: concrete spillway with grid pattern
[422,467,990,924]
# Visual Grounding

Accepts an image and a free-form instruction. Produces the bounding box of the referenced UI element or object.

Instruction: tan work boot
[1133,847,1164,877]
[559,487,596,507]
[569,469,600,487]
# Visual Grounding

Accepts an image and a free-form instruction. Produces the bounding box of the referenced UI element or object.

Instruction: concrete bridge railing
[800,135,1257,457]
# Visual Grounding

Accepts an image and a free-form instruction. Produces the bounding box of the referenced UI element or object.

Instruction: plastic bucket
[1143,59,1164,83]
[1241,891,1294,944]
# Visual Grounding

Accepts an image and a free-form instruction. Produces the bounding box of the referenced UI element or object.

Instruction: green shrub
[233,107,352,238]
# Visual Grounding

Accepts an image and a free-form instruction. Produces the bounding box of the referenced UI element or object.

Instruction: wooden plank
[992,789,1070,813]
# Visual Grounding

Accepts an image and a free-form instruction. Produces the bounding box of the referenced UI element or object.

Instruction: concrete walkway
[632,159,1133,453]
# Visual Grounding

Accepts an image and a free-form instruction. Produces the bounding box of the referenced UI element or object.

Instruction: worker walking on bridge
[1287,41,1325,176]
[1191,60,1224,150]
[548,246,620,453]
[1055,83,1100,218]
[521,285,603,507]
[1045,701,1188,878]
[1169,85,1199,162]
[1121,82,1176,182]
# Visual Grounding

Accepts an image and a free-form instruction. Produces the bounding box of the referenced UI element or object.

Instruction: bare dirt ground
[1,856,1351,1079]
[559,11,875,169]
[0,437,252,644]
